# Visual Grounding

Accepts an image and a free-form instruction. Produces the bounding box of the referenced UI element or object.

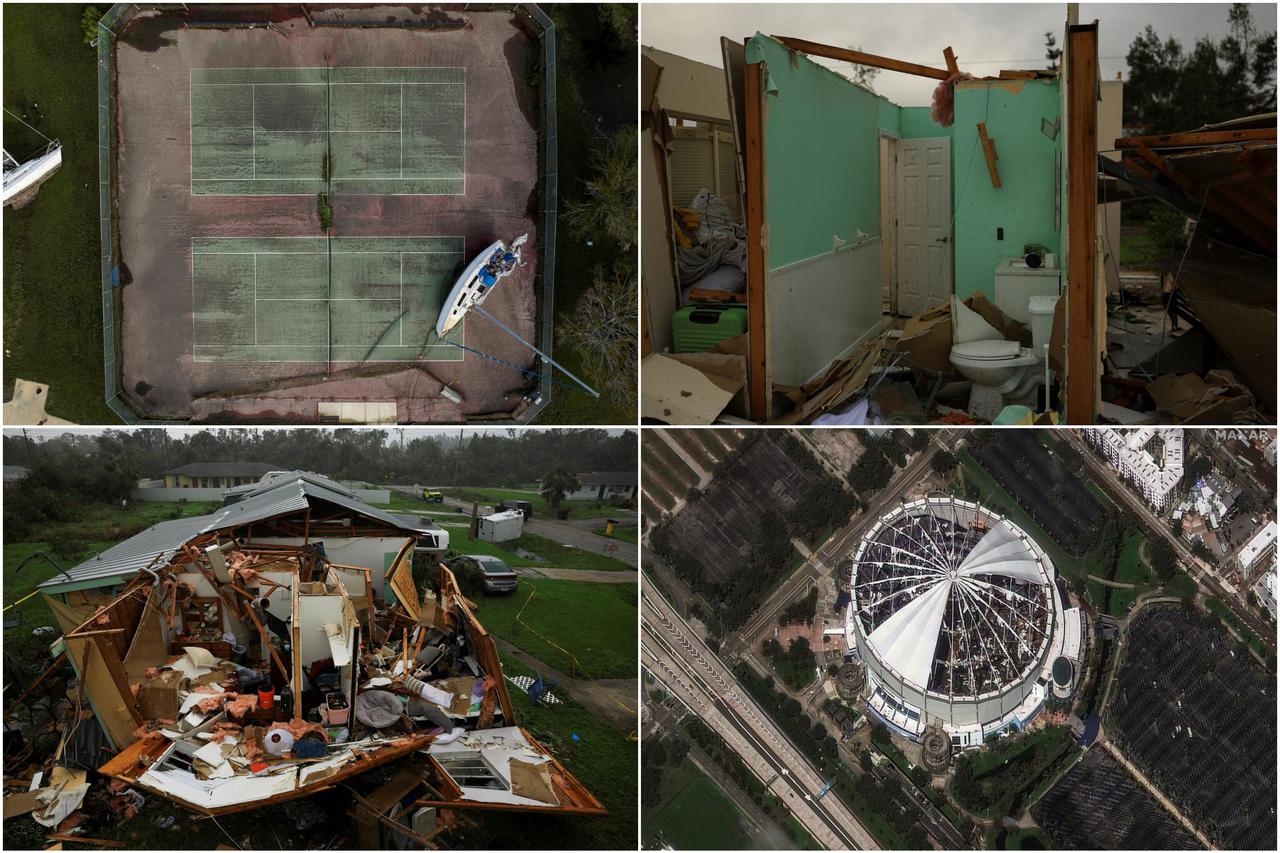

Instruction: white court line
[399,252,404,345]
[399,84,404,179]
[253,254,258,344]
[256,297,403,301]
[192,82,461,87]
[193,250,459,256]
[251,84,256,178]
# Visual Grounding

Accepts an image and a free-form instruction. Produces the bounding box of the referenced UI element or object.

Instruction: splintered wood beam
[774,36,951,80]
[1065,23,1099,425]
[1134,144,1274,250]
[1114,127,1275,149]
[977,123,1002,188]
[744,61,770,422]
[943,46,960,76]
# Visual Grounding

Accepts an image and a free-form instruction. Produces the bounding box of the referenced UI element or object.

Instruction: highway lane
[643,586,880,850]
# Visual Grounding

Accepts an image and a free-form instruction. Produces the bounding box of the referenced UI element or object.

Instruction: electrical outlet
[997,227,1004,240]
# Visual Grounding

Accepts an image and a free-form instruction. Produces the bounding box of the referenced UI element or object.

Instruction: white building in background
[1087,428,1184,510]
[1239,521,1278,573]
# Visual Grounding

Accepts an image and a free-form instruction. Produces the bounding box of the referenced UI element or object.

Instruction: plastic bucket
[258,688,275,711]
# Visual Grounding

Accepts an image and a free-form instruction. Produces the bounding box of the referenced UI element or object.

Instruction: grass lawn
[3,6,117,423]
[1118,229,1160,268]
[24,499,222,546]
[466,655,637,849]
[469,577,636,679]
[593,524,637,545]
[451,530,630,572]
[642,758,764,850]
[444,486,624,521]
[1108,534,1150,616]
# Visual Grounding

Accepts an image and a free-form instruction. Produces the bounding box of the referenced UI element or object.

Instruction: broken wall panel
[746,34,893,387]
[952,79,1064,300]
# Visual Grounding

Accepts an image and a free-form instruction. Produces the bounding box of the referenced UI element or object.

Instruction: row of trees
[2,428,634,487]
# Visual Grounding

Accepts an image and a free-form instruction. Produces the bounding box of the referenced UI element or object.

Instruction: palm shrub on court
[316,193,333,232]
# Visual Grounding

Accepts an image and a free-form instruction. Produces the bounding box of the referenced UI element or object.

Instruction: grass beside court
[2,6,116,423]
[470,577,635,678]
[642,758,766,850]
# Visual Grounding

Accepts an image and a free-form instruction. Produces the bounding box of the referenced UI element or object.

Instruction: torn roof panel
[43,475,436,592]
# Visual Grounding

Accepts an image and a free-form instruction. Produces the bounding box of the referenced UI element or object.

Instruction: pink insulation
[930,72,975,127]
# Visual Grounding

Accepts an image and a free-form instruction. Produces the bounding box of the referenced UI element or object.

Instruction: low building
[3,464,30,492]
[565,471,638,502]
[1239,520,1278,573]
[476,509,524,543]
[163,462,278,489]
[1253,559,1278,620]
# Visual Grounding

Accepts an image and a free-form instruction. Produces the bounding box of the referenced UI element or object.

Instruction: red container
[258,688,275,711]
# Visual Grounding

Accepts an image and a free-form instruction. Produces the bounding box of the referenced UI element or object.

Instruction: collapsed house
[641,17,1275,426]
[26,471,604,826]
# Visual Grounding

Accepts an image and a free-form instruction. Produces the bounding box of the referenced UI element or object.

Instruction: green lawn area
[1107,534,1150,616]
[470,577,636,679]
[25,499,222,546]
[642,758,766,850]
[443,486,624,521]
[593,524,637,545]
[1164,571,1199,600]
[1118,229,1160,268]
[3,6,117,423]
[450,530,630,572]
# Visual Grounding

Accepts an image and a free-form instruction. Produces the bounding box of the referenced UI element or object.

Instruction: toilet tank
[993,257,1061,325]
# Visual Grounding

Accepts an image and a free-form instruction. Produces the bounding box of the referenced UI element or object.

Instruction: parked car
[448,554,519,595]
[422,489,445,503]
[497,499,534,520]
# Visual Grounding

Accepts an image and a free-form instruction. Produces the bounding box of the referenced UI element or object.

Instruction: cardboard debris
[641,351,746,424]
[509,759,560,806]
[3,788,44,819]
[893,303,952,374]
[772,333,886,424]
[1146,370,1256,423]
[965,292,1031,346]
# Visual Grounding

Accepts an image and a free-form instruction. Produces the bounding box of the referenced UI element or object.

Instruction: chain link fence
[97,4,556,423]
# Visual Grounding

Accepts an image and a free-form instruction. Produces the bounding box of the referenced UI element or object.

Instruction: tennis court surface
[192,236,465,362]
[191,67,465,195]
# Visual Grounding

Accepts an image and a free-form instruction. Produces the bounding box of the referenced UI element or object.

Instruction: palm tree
[539,468,581,512]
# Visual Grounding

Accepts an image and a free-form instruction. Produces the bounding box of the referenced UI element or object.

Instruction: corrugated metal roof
[42,514,216,589]
[222,469,360,501]
[45,474,435,591]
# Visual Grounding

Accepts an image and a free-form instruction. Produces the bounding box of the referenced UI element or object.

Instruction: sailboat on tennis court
[435,233,528,338]
[434,232,599,398]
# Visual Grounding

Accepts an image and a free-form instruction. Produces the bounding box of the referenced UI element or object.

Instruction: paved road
[387,486,638,568]
[1066,434,1275,650]
[643,583,880,850]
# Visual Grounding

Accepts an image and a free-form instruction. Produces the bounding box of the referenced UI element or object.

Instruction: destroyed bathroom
[640,4,1276,426]
[1,427,639,849]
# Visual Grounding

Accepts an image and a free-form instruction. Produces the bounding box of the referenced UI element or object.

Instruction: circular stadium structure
[845,498,1068,748]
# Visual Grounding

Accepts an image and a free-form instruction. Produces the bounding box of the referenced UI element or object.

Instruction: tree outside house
[540,467,582,512]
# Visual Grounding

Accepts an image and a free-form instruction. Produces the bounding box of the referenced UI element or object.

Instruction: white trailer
[476,510,524,543]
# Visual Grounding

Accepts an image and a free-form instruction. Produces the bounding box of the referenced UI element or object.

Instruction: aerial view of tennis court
[106,5,549,422]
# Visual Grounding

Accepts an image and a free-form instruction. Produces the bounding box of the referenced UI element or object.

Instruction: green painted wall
[747,34,897,269]
[951,79,1063,299]
[899,106,952,140]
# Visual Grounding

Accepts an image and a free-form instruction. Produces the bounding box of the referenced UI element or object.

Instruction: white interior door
[894,137,952,316]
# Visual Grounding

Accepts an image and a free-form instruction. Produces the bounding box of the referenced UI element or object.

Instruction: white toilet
[950,294,1059,421]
